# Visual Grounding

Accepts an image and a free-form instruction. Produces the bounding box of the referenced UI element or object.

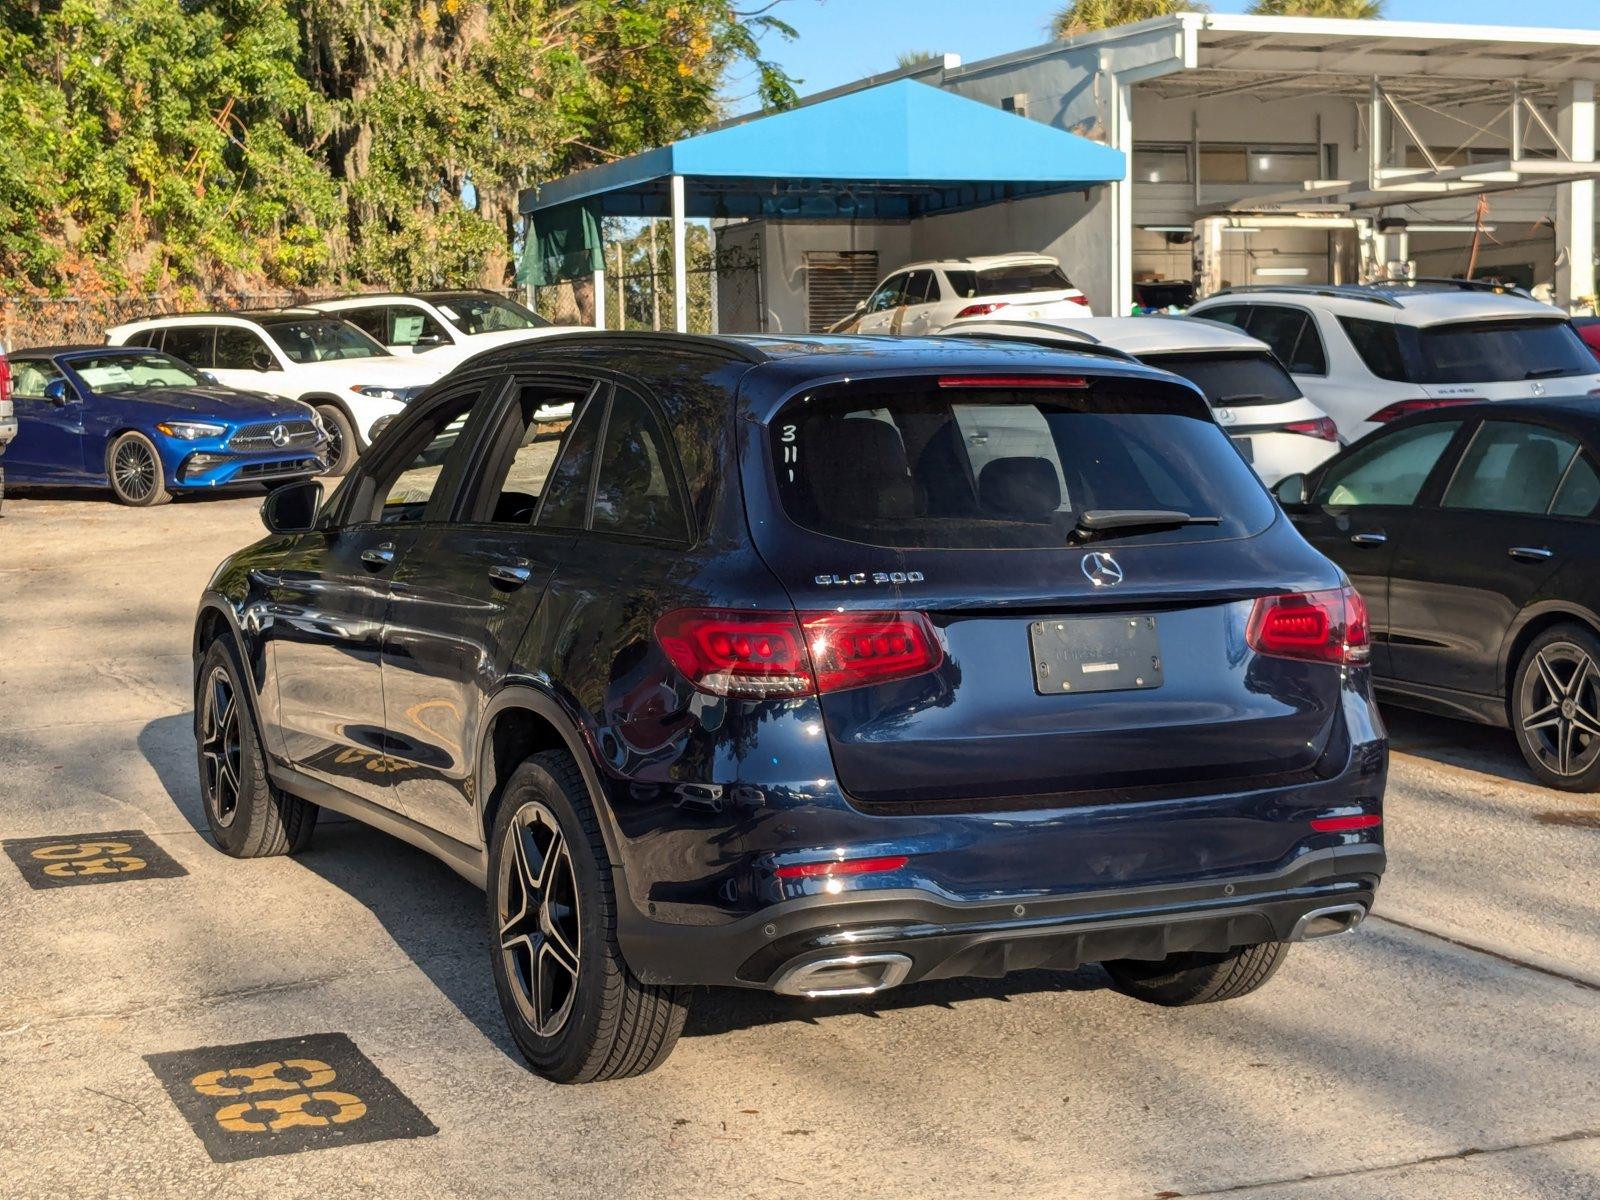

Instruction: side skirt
[270,763,489,888]
[1374,678,1507,728]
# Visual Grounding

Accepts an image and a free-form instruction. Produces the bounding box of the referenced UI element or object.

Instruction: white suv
[837,253,1091,334]
[307,290,585,363]
[944,315,1340,485]
[106,310,448,473]
[1189,281,1600,443]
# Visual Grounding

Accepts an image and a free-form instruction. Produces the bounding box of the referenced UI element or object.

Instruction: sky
[728,0,1600,110]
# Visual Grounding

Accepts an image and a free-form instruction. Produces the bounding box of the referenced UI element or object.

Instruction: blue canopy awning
[518,79,1125,223]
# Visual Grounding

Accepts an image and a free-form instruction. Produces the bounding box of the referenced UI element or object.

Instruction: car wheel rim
[114,440,156,501]
[1520,642,1600,778]
[200,665,243,827]
[322,418,344,468]
[497,801,581,1037]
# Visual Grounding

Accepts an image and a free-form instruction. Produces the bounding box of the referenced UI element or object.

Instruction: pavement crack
[1370,911,1600,993]
[1150,1126,1600,1197]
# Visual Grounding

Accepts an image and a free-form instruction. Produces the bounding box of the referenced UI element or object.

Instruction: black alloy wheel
[497,801,583,1037]
[1514,625,1600,790]
[108,432,170,506]
[200,663,243,829]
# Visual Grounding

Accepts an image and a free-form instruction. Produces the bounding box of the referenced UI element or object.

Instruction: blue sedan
[5,346,329,505]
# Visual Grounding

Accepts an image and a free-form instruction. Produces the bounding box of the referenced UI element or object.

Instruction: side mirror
[1274,472,1309,507]
[199,370,219,385]
[853,299,867,313]
[262,479,322,535]
[250,349,277,372]
[43,379,71,405]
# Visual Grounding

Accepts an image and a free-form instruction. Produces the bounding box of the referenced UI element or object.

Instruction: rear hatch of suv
[740,368,1361,808]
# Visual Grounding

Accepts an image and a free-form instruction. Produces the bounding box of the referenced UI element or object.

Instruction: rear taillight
[1066,293,1091,307]
[954,301,1008,319]
[0,355,10,405]
[1246,586,1370,666]
[1367,398,1479,424]
[654,609,943,698]
[1282,416,1339,442]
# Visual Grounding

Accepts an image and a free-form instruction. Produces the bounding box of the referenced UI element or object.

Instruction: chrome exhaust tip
[1291,902,1368,941]
[772,953,913,999]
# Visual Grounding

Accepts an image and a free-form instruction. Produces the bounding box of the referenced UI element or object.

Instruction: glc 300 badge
[814,571,926,587]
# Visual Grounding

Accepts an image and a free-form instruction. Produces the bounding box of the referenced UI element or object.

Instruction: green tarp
[518,201,602,286]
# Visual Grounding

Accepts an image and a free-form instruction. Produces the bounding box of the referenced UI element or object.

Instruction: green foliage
[1051,0,1207,39]
[896,50,943,68]
[0,0,795,297]
[1246,0,1384,15]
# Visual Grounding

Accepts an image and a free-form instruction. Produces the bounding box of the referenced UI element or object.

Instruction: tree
[1247,0,1384,15]
[0,0,797,297]
[896,50,943,68]
[1051,0,1208,39]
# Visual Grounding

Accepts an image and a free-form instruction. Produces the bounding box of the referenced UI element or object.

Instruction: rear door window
[1553,454,1600,518]
[1442,421,1581,514]
[161,325,215,368]
[902,270,938,306]
[1314,421,1461,507]
[770,379,1274,549]
[1242,305,1327,375]
[1339,317,1409,382]
[214,326,273,371]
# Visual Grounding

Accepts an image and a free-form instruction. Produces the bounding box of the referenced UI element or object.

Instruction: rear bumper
[619,844,1384,991]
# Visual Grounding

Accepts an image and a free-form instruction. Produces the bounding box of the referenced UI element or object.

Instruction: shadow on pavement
[1379,703,1537,789]
[139,711,1116,1064]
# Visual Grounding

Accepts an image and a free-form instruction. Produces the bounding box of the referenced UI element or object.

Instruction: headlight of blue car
[156,420,227,441]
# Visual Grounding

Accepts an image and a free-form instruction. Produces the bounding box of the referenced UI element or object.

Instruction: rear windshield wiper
[1216,392,1268,405]
[1525,366,1574,379]
[1070,508,1221,545]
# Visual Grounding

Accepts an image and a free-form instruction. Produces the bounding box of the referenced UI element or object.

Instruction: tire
[195,639,317,857]
[487,751,688,1083]
[1510,622,1600,791]
[107,431,170,506]
[1105,942,1290,1006]
[315,405,357,476]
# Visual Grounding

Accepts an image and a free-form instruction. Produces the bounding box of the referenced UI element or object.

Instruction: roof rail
[1206,285,1402,309]
[1371,276,1534,298]
[460,329,772,367]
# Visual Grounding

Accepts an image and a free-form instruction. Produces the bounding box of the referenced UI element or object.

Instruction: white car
[1188,281,1600,443]
[837,253,1092,335]
[307,290,584,363]
[943,315,1341,485]
[106,310,448,473]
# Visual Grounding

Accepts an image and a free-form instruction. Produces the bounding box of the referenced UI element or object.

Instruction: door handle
[1350,532,1388,546]
[1508,545,1555,562]
[360,543,395,570]
[489,561,533,588]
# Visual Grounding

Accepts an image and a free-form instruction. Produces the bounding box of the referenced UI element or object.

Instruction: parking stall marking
[144,1033,436,1162]
[2,829,187,889]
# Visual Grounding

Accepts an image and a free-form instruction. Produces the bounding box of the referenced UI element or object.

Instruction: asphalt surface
[1,487,1597,1200]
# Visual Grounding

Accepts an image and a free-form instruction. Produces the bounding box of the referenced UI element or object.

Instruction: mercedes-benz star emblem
[269,424,290,447]
[1081,551,1124,588]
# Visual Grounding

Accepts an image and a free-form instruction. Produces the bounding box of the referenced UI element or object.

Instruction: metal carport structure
[516,79,1125,331]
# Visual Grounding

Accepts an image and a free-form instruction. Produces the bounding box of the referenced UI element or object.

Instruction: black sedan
[1275,398,1600,789]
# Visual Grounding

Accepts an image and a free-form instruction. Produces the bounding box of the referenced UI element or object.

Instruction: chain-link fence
[586,239,761,334]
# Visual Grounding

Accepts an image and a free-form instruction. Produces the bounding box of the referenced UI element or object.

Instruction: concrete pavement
[1,488,1596,1199]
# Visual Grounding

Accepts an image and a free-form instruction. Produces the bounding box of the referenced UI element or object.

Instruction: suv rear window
[770,379,1274,549]
[945,264,1072,299]
[1139,352,1301,406]
[1413,319,1595,384]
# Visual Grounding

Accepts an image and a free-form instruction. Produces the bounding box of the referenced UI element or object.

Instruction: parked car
[193,331,1386,1082]
[1189,280,1600,443]
[1274,397,1600,789]
[4,346,327,506]
[106,310,448,474]
[833,253,1091,334]
[943,315,1340,485]
[0,345,13,515]
[308,291,585,421]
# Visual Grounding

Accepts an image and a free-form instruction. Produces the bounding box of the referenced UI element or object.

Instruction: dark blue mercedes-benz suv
[193,332,1387,1082]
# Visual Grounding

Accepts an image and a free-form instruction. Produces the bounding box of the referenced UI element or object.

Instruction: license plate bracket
[1031,615,1163,695]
